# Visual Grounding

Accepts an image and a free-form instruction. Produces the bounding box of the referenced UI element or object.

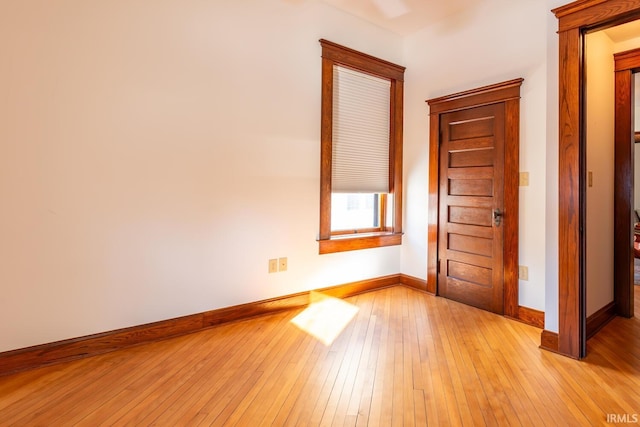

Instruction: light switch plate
[519,265,529,281]
[269,259,278,273]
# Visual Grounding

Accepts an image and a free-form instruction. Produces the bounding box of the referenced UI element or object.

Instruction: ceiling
[320,0,483,35]
[603,19,640,43]
[321,1,640,39]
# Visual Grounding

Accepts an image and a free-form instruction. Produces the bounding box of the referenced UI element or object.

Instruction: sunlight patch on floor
[291,292,359,346]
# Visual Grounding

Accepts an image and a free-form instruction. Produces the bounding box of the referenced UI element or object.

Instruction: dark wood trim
[553,0,640,32]
[318,233,402,254]
[0,272,550,377]
[0,275,402,376]
[392,79,404,235]
[586,301,616,339]
[552,0,609,19]
[318,40,405,254]
[426,78,523,318]
[540,330,560,353]
[556,23,583,359]
[319,54,333,241]
[427,79,524,115]
[427,111,440,295]
[504,98,520,317]
[553,0,640,359]
[614,46,640,70]
[0,314,208,378]
[331,226,388,236]
[613,49,638,319]
[516,306,545,329]
[319,39,405,81]
[399,274,428,292]
[204,274,402,327]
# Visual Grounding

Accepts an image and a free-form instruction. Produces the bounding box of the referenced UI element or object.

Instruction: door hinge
[437,259,441,273]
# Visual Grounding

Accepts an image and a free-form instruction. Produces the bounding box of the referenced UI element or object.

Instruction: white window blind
[332,65,391,193]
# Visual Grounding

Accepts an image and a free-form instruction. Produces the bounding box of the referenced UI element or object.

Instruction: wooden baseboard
[516,306,545,329]
[540,329,559,353]
[586,301,616,340]
[401,275,546,331]
[402,275,546,331]
[0,271,551,376]
[202,274,401,327]
[0,274,402,376]
[399,274,428,292]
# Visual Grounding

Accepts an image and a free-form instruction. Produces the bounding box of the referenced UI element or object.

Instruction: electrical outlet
[519,172,529,186]
[279,257,287,272]
[268,259,278,273]
[519,265,529,281]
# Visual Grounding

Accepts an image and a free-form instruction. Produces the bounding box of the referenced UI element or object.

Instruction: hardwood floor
[0,285,639,426]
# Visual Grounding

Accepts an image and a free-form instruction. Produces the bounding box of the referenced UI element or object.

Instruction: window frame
[318,39,405,254]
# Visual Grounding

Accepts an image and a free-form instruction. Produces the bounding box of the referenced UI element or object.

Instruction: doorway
[552,0,640,359]
[612,47,639,319]
[582,34,639,339]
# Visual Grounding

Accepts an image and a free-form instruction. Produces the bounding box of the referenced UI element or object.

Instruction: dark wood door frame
[614,48,639,319]
[427,78,523,321]
[551,0,640,359]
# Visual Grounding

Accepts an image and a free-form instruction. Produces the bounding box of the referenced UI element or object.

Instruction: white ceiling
[321,1,640,39]
[320,0,484,35]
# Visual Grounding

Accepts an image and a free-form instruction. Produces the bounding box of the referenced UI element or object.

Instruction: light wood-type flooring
[1,286,639,426]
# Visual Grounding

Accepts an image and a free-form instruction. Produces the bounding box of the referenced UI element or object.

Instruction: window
[318,39,405,254]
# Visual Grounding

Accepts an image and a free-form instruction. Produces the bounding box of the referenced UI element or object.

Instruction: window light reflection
[291,291,359,346]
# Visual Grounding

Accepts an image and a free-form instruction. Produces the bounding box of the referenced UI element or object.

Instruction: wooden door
[612,48,639,320]
[438,103,505,314]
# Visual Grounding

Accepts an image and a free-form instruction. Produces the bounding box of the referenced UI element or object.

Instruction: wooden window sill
[318,232,402,254]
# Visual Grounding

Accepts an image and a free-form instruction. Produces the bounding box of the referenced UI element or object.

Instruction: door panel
[448,206,492,226]
[448,261,491,286]
[449,149,494,167]
[438,103,505,314]
[449,178,493,197]
[448,234,492,257]
[449,117,494,139]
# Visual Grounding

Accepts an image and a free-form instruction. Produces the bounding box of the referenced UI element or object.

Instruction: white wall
[584,31,615,316]
[402,0,550,312]
[545,0,565,334]
[1,0,591,351]
[0,0,405,352]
